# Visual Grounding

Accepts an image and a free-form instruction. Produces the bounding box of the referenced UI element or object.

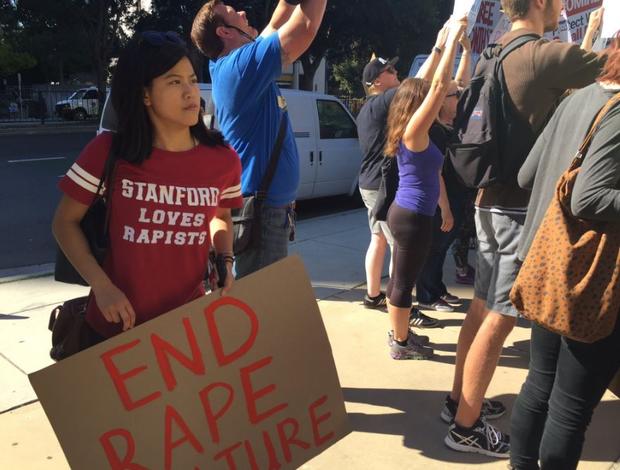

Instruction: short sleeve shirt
[209,32,299,206]
[59,132,243,338]
[356,88,398,190]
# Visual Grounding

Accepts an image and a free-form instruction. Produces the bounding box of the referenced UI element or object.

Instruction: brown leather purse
[510,93,620,343]
[48,296,103,361]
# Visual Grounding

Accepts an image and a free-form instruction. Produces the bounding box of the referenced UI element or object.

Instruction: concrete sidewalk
[1,209,618,469]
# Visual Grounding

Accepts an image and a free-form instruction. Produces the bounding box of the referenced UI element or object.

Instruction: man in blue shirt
[192,0,327,277]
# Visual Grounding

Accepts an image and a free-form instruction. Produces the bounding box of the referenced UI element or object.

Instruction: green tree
[0,0,36,78]
[0,40,36,77]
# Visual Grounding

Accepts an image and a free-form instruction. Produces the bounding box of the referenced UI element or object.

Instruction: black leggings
[386,203,434,308]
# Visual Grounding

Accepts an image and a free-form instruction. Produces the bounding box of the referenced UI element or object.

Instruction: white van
[56,87,101,120]
[99,84,361,201]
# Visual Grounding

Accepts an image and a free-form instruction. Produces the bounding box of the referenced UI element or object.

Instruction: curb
[0,264,55,284]
[0,123,97,136]
[0,208,365,284]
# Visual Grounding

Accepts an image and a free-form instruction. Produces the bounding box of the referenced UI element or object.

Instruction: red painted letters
[101,340,161,411]
[205,297,259,367]
[151,318,205,391]
[240,356,289,424]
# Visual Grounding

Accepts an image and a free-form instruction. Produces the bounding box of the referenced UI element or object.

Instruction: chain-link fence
[0,86,102,123]
[339,97,365,117]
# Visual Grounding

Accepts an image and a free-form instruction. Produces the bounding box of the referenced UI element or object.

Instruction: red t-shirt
[59,132,243,338]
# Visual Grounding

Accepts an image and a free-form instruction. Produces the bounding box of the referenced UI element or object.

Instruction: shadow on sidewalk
[343,387,516,464]
[430,342,530,370]
[342,387,620,464]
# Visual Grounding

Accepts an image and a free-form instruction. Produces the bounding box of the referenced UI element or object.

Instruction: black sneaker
[440,395,506,423]
[445,419,510,458]
[409,307,441,328]
[363,292,387,310]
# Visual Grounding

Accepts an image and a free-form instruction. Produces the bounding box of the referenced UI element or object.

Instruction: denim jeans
[510,321,620,470]
[235,203,293,279]
[415,192,467,304]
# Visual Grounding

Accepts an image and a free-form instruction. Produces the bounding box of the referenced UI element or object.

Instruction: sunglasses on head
[140,31,184,47]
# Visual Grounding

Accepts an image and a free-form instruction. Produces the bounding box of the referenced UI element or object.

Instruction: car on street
[55,87,101,121]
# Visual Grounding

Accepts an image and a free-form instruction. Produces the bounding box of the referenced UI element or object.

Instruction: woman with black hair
[52,31,242,339]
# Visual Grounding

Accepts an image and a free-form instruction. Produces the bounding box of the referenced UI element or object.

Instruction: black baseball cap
[362,56,399,86]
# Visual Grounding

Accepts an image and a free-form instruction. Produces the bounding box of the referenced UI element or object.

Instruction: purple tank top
[394,140,443,216]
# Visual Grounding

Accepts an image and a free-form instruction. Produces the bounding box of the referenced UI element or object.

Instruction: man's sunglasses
[222,23,256,43]
[447,89,462,98]
[140,31,185,47]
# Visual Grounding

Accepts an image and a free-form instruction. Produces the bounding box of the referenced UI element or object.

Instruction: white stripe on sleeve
[71,163,101,186]
[67,169,99,194]
[221,183,241,195]
[220,190,242,200]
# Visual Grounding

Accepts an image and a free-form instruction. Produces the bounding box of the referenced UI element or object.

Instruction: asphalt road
[0,130,362,271]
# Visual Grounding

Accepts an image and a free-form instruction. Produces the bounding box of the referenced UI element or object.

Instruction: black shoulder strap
[498,34,539,63]
[257,109,288,200]
[95,143,117,235]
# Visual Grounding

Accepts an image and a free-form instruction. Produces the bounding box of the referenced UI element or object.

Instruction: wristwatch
[433,46,443,55]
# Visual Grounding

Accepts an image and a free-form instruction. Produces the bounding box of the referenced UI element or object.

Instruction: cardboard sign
[453,0,482,34]
[29,256,351,470]
[601,0,620,38]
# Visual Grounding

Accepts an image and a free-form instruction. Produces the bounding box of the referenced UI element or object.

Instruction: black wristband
[433,46,443,55]
[284,0,302,4]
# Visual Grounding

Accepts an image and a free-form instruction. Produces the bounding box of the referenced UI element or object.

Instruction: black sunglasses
[221,23,256,43]
[140,31,185,47]
[447,89,462,98]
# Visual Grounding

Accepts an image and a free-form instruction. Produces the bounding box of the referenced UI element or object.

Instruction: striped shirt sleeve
[58,132,111,206]
[218,148,243,209]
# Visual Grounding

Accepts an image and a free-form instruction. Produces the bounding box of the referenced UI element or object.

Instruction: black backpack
[448,34,539,189]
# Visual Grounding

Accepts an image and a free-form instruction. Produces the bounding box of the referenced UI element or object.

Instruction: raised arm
[261,0,297,37]
[403,18,466,152]
[581,7,603,52]
[415,23,450,81]
[277,0,327,66]
[454,34,472,88]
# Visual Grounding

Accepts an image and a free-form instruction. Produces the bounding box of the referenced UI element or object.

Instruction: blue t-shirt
[209,33,299,206]
[394,141,443,216]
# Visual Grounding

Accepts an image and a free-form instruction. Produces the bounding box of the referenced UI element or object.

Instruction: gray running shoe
[387,329,430,347]
[389,332,434,360]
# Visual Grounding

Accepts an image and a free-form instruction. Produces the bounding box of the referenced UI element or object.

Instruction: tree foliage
[4,0,453,98]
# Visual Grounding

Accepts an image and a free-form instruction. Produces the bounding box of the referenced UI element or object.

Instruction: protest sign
[601,0,620,38]
[453,0,482,34]
[29,256,351,470]
[469,0,504,62]
[467,0,602,64]
[564,0,603,42]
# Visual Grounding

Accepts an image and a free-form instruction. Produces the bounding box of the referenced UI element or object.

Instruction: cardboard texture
[29,256,351,470]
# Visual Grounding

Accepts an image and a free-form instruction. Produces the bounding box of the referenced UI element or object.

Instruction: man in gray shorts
[356,55,439,328]
[443,0,605,458]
